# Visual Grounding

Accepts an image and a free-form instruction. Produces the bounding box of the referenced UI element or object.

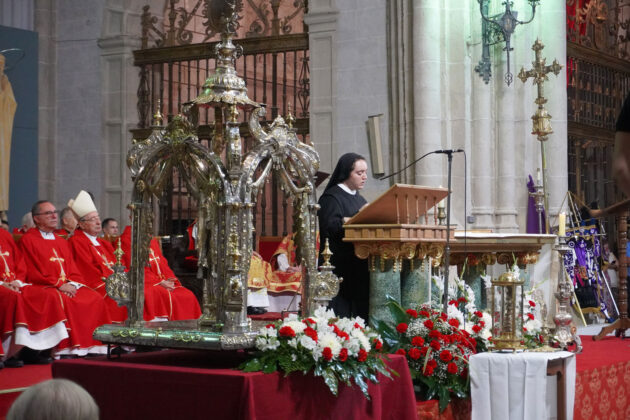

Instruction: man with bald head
[18,200,110,357]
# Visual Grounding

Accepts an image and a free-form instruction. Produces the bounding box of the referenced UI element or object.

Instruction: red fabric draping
[52,351,417,420]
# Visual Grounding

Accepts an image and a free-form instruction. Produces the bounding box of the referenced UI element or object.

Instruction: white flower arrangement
[240,307,392,398]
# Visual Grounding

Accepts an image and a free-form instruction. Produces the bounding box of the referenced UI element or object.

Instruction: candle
[558,212,566,237]
[437,185,445,209]
[536,168,542,185]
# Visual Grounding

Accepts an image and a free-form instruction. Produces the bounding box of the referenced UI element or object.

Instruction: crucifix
[518,39,563,234]
[148,249,164,279]
[50,248,67,282]
[0,246,13,279]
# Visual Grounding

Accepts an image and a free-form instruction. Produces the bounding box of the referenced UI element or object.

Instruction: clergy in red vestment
[53,206,77,238]
[0,227,68,361]
[119,225,201,320]
[67,191,128,323]
[19,200,110,356]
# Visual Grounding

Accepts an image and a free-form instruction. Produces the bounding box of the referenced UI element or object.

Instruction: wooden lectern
[343,184,453,322]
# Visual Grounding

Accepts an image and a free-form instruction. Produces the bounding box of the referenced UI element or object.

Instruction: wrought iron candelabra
[476,0,540,85]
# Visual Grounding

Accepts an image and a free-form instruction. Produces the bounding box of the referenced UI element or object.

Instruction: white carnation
[524,318,542,333]
[282,320,306,335]
[318,332,342,356]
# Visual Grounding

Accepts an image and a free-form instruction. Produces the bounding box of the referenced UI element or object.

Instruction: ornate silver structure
[94,0,337,351]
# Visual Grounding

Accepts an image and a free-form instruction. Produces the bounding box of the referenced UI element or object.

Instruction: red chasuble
[120,226,201,320]
[0,228,67,354]
[18,228,110,352]
[69,229,128,323]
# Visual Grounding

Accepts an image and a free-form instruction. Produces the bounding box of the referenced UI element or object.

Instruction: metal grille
[133,36,309,239]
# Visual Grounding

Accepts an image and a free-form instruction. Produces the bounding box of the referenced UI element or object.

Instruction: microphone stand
[442,151,453,314]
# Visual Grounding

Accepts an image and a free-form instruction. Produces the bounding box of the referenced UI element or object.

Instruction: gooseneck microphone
[433,149,464,154]
[378,149,465,180]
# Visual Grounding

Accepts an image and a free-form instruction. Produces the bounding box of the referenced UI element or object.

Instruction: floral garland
[239,307,394,398]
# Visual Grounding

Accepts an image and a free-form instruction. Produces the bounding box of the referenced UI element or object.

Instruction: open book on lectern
[345,184,449,225]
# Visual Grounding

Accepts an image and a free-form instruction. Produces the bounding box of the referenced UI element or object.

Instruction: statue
[0,53,17,213]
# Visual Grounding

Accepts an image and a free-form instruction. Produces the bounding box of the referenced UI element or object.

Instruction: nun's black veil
[323,153,366,191]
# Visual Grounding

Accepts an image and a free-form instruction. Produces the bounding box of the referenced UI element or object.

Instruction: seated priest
[119,224,202,321]
[101,217,119,241]
[0,228,68,366]
[19,200,111,357]
[53,207,77,238]
[269,233,320,294]
[11,212,34,238]
[67,191,128,323]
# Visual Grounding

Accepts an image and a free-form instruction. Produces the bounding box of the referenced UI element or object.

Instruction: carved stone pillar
[304,0,338,176]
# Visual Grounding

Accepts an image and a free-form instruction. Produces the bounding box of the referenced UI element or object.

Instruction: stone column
[304,0,338,176]
[412,0,442,186]
[35,0,56,200]
[97,0,143,223]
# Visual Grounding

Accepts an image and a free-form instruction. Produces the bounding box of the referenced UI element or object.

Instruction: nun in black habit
[318,153,370,320]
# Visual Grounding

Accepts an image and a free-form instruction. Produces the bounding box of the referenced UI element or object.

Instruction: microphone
[433,149,464,154]
[378,149,465,180]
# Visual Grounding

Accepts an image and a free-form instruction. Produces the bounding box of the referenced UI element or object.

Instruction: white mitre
[68,190,97,219]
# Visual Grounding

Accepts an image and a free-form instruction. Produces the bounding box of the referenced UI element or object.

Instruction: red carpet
[0,364,52,419]
[574,336,630,420]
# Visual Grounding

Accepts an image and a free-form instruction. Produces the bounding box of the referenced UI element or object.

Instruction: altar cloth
[470,351,576,420]
[52,350,417,420]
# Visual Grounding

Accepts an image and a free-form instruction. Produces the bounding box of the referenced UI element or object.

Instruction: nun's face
[344,159,368,191]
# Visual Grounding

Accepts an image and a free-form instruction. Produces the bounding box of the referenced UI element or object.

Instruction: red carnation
[447,362,458,374]
[528,300,536,308]
[430,340,441,351]
[395,348,407,356]
[458,297,467,304]
[474,311,483,318]
[279,326,296,337]
[424,319,434,330]
[448,299,458,306]
[448,318,460,328]
[424,366,435,376]
[265,323,276,329]
[323,347,333,361]
[396,322,408,333]
[406,309,419,318]
[304,326,318,342]
[523,327,528,332]
[354,322,363,330]
[470,338,477,347]
[339,348,348,362]
[411,336,425,347]
[303,318,316,325]
[427,359,437,369]
[472,324,482,333]
[408,347,421,360]
[429,330,441,339]
[527,313,535,320]
[439,349,453,362]
[420,346,428,356]
[479,320,485,328]
[419,310,431,318]
[439,313,448,321]
[358,348,368,362]
[373,339,383,350]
